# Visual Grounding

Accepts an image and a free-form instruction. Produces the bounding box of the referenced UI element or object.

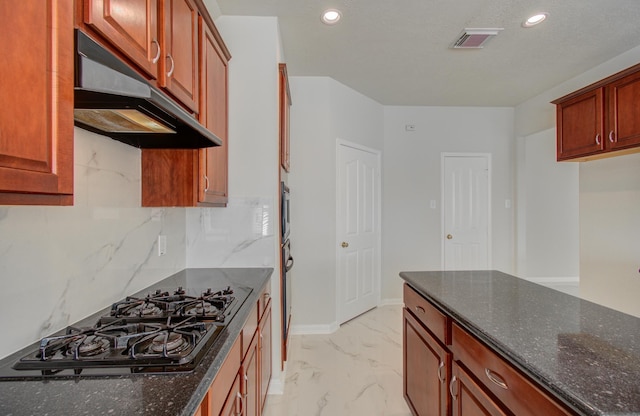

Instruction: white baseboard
[267,375,285,395]
[379,298,403,306]
[289,321,339,335]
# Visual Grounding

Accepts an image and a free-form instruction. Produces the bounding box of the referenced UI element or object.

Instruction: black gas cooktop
[1,285,251,379]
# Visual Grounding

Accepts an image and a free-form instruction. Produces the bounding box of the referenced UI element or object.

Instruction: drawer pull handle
[449,375,458,400]
[485,368,508,390]
[609,130,616,143]
[415,305,425,314]
[595,134,601,145]
[437,361,445,383]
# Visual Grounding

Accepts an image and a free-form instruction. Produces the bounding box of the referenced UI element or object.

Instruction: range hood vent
[450,28,503,49]
[74,30,221,149]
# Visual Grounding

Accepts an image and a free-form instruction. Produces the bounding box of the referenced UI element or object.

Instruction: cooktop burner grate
[8,285,250,378]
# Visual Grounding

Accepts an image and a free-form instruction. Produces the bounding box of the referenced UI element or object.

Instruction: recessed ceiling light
[321,9,342,25]
[523,13,548,27]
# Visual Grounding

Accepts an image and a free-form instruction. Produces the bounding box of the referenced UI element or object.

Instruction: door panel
[337,142,381,324]
[443,155,490,270]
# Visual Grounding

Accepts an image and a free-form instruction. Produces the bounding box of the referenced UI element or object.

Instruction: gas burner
[149,333,189,354]
[71,336,110,357]
[186,302,218,316]
[127,302,162,317]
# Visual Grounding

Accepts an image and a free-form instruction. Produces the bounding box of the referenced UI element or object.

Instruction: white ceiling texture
[215,0,640,106]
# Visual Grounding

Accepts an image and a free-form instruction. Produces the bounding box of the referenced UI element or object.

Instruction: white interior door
[442,154,491,270]
[337,141,381,324]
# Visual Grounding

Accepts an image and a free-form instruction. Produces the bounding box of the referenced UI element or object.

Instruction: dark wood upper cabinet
[279,63,291,172]
[0,0,74,205]
[161,0,199,113]
[606,70,640,151]
[554,63,640,161]
[141,5,230,207]
[84,0,160,79]
[197,13,229,206]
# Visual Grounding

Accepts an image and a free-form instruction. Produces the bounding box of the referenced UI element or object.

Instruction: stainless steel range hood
[74,30,221,149]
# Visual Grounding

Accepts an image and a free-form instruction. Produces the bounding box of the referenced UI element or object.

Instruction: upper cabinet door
[84,0,160,79]
[0,0,74,205]
[555,88,604,161]
[162,0,199,113]
[198,16,229,205]
[279,64,291,172]
[606,70,640,151]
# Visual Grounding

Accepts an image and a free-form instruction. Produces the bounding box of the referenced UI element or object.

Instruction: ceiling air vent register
[451,28,503,49]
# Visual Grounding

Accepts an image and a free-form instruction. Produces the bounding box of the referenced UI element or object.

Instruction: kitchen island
[401,270,640,416]
[0,268,272,416]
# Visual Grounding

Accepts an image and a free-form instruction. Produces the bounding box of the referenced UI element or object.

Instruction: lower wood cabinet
[197,280,271,416]
[450,361,508,416]
[403,284,575,416]
[259,300,272,413]
[219,374,242,416]
[242,330,259,416]
[403,309,450,416]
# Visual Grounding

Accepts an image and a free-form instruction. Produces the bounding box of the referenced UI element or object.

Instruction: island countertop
[400,270,640,416]
[0,268,273,416]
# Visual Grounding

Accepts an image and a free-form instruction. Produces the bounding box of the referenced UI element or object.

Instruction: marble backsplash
[0,129,275,359]
[186,197,276,268]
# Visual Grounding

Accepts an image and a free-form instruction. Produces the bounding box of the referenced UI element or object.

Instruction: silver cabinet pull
[595,134,601,145]
[609,130,616,143]
[166,54,175,78]
[151,39,161,64]
[437,361,445,383]
[415,305,425,314]
[236,391,244,415]
[485,368,508,390]
[449,375,458,400]
[204,175,210,192]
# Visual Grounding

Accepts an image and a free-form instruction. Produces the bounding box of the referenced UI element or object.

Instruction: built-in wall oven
[280,182,294,353]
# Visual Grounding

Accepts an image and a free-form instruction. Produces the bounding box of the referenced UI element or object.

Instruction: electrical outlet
[158,235,167,256]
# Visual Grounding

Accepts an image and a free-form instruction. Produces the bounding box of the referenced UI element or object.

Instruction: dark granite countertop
[0,268,273,416]
[400,270,640,416]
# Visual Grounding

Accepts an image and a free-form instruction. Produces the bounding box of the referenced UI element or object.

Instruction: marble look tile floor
[263,305,412,416]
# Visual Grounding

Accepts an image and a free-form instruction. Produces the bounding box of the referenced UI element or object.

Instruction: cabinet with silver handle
[404,284,575,416]
[553,62,640,161]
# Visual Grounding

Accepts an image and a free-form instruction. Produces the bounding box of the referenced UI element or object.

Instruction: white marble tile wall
[186,197,276,268]
[0,129,186,359]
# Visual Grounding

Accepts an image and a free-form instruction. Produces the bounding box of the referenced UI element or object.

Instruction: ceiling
[215,0,640,107]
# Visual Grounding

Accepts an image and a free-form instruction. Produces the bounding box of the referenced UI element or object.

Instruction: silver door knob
[446,234,453,240]
[341,242,349,248]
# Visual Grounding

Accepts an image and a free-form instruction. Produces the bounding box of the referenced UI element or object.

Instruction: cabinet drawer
[242,302,259,359]
[404,284,450,345]
[451,323,573,416]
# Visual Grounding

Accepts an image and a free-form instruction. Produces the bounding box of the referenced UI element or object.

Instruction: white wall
[579,153,640,317]
[382,106,515,301]
[288,76,384,328]
[515,129,579,279]
[204,15,285,385]
[515,45,640,316]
